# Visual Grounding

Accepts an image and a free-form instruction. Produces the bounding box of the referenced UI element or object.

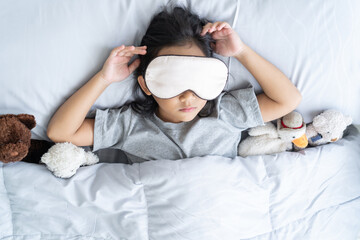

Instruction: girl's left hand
[201,21,245,57]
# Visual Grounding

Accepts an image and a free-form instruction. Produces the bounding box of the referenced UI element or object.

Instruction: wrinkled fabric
[1,126,359,240]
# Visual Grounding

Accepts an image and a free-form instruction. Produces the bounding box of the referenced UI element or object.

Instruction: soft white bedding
[1,0,360,239]
[1,125,359,239]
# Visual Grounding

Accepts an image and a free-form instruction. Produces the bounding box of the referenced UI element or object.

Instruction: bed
[1,0,360,239]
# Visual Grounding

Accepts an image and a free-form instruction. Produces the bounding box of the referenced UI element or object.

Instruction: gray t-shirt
[93,88,263,163]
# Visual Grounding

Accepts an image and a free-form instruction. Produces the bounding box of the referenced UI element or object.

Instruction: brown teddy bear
[0,114,53,163]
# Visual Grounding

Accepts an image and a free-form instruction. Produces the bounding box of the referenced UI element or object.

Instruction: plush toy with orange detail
[306,109,352,147]
[238,111,308,157]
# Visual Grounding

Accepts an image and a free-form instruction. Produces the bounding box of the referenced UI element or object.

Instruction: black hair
[130,5,216,117]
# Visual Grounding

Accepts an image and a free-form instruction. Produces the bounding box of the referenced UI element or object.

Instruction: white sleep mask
[144,55,228,100]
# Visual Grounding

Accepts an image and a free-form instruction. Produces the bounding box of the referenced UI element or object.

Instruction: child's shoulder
[220,87,256,102]
[218,87,263,127]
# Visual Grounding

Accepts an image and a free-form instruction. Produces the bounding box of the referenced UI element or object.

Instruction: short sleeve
[218,87,264,129]
[92,106,132,152]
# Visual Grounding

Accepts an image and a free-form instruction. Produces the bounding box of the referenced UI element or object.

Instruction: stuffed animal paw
[40,142,99,178]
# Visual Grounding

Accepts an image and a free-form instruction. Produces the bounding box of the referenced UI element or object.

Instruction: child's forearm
[235,44,301,110]
[47,72,109,141]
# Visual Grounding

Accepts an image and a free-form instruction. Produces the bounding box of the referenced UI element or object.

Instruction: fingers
[128,58,140,74]
[111,45,147,57]
[201,21,231,36]
[110,45,125,56]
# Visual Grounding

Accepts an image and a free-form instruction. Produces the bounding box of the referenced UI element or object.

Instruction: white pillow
[0,0,238,140]
[227,0,360,124]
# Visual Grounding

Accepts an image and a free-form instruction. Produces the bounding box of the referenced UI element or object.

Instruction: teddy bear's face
[313,123,341,142]
[0,114,35,163]
[312,110,352,142]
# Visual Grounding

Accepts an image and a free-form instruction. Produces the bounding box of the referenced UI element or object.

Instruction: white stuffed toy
[306,109,352,146]
[238,111,308,157]
[40,142,99,178]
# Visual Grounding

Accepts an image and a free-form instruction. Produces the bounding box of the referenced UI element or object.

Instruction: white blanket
[1,125,359,239]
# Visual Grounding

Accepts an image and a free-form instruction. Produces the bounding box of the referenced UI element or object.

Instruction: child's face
[153,90,207,123]
[138,42,208,123]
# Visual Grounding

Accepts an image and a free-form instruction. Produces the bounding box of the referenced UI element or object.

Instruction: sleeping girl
[47,5,302,163]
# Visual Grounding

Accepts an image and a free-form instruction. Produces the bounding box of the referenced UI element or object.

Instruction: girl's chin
[178,113,198,122]
[157,110,198,123]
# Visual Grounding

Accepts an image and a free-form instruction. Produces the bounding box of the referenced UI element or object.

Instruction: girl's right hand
[100,45,147,84]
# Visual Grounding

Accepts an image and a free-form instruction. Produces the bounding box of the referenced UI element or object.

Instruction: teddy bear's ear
[312,115,326,128]
[0,114,16,120]
[17,114,36,130]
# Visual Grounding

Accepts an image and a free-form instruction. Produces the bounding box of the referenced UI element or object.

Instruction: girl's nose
[179,90,195,102]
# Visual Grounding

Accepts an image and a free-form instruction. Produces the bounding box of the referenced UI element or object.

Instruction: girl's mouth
[179,107,196,112]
